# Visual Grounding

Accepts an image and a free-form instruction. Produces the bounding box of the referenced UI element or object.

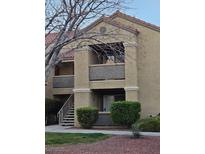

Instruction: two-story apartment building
[45,11,160,127]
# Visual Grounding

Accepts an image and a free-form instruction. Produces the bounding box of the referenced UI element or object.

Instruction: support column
[73,89,92,127]
[124,87,139,101]
[124,43,139,101]
[74,46,90,89]
[73,46,93,127]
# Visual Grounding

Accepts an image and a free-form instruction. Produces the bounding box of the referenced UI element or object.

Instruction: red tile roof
[45,31,74,46]
[45,32,58,45]
[45,32,75,60]
[58,49,74,60]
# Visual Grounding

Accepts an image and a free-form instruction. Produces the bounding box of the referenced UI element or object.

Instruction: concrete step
[63,116,74,118]
[65,110,74,114]
[61,122,74,125]
[61,121,74,124]
[63,119,74,122]
[66,112,74,114]
[61,123,74,126]
[63,117,74,120]
[65,114,74,117]
[67,113,74,116]
[60,107,75,127]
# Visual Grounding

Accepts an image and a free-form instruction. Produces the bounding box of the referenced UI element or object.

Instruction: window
[103,95,114,112]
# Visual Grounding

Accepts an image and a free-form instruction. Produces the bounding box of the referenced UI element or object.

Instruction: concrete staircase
[60,106,74,127]
[58,94,74,127]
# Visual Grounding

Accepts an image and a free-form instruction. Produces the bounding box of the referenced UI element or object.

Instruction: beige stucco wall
[45,68,55,99]
[45,81,53,99]
[124,44,138,102]
[85,21,137,45]
[90,80,125,89]
[52,88,73,95]
[112,17,160,117]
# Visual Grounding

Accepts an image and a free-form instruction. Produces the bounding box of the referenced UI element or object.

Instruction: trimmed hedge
[110,101,141,127]
[77,107,98,129]
[133,115,160,132]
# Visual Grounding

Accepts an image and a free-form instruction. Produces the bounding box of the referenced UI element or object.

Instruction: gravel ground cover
[46,135,160,154]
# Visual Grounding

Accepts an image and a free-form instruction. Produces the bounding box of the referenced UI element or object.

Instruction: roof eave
[110,11,160,32]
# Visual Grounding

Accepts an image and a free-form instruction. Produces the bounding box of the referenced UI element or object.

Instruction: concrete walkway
[45,125,160,137]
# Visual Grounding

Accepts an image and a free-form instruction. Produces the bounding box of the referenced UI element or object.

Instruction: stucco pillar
[74,46,90,89]
[124,87,139,101]
[45,67,55,99]
[73,46,93,127]
[124,43,139,101]
[73,90,92,127]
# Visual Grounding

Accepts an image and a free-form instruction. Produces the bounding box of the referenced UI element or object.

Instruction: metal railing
[57,94,74,124]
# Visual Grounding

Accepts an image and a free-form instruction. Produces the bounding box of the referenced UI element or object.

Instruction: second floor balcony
[53,60,74,89]
[89,63,125,81]
[53,75,74,88]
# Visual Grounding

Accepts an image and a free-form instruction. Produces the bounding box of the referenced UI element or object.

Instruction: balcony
[94,112,117,126]
[53,75,74,88]
[89,63,125,81]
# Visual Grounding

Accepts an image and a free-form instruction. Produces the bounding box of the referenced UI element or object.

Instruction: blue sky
[122,0,160,26]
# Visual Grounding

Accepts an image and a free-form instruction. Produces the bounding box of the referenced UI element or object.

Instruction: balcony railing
[53,75,74,88]
[94,112,117,126]
[89,63,125,81]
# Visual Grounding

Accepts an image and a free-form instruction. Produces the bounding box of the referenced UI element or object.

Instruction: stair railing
[57,94,74,124]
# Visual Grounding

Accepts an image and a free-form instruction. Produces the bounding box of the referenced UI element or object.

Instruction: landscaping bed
[46,135,160,154]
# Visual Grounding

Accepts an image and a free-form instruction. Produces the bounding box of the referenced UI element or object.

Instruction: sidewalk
[45,125,160,137]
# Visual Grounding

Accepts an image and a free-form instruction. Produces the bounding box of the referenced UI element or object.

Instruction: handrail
[89,63,125,67]
[53,75,75,78]
[57,94,74,124]
[58,94,73,112]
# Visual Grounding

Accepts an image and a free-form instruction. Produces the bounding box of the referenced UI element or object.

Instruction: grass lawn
[45,133,111,145]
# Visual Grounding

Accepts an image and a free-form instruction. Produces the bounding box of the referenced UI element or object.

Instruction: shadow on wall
[45,98,65,125]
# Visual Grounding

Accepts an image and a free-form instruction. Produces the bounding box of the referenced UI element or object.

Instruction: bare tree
[45,0,123,80]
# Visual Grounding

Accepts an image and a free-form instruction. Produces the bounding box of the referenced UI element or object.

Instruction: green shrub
[133,116,160,132]
[110,101,141,127]
[77,107,98,129]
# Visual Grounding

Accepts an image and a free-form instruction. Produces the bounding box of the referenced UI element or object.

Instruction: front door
[103,95,114,112]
